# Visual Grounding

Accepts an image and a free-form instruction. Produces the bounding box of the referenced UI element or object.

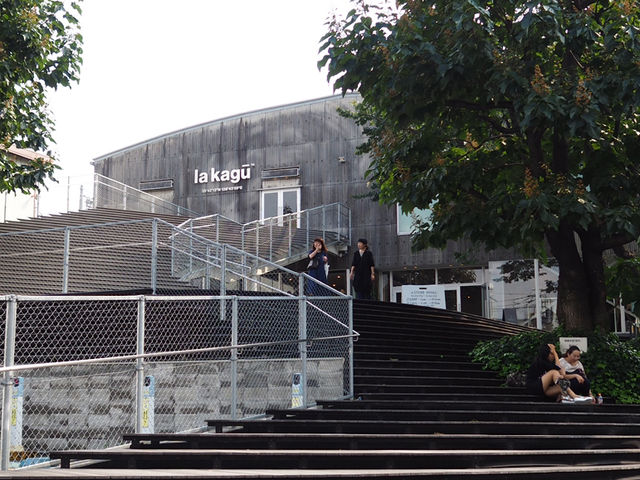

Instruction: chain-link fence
[0,294,355,470]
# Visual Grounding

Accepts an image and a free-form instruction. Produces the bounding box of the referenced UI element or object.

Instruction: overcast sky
[46,0,357,178]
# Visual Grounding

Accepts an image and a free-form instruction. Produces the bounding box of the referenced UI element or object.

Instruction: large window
[261,188,300,221]
[397,205,432,235]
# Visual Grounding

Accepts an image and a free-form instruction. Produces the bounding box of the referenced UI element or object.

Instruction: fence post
[62,227,70,294]
[151,220,158,294]
[298,277,308,408]
[135,296,146,434]
[231,297,238,420]
[1,296,17,470]
[348,296,354,399]
[322,206,326,241]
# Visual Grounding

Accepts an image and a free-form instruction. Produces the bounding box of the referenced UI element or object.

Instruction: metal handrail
[93,174,201,217]
[0,332,358,375]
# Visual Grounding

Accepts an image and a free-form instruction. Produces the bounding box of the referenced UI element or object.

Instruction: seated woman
[558,345,593,400]
[525,343,592,403]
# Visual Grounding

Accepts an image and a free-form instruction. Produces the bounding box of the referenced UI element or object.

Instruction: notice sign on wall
[401,285,446,309]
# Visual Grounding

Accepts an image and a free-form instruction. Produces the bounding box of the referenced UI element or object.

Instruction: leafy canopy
[0,0,83,193]
[320,0,640,257]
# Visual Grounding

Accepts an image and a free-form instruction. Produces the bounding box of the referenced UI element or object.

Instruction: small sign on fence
[141,376,155,434]
[9,377,24,468]
[291,373,303,408]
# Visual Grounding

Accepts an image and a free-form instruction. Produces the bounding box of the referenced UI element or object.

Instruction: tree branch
[600,233,636,252]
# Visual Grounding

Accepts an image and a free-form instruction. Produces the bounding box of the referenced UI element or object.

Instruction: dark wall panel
[93,95,521,271]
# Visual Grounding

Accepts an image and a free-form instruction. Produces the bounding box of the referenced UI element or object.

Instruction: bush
[470,328,640,404]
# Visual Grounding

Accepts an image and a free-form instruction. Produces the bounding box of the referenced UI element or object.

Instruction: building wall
[93,95,519,273]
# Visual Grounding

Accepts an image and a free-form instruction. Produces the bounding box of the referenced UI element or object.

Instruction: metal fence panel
[0,295,354,469]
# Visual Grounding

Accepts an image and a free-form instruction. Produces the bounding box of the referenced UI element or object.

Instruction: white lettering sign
[194,163,254,185]
[559,337,588,353]
[401,285,446,309]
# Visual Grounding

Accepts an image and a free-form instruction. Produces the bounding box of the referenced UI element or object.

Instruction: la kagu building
[92,94,557,328]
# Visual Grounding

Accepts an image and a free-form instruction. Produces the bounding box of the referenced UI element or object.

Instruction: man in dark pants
[350,238,375,299]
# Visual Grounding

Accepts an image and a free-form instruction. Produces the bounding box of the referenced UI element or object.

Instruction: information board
[401,285,446,309]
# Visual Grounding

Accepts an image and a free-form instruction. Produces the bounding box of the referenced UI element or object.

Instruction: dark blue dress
[307,250,327,295]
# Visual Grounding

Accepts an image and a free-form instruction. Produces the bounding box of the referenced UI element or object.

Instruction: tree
[0,0,83,193]
[320,0,640,331]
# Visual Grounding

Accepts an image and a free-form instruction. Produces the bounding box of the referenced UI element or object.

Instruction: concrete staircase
[27,301,640,478]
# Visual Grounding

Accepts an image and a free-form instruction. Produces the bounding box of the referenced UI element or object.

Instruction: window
[261,188,300,221]
[397,205,432,235]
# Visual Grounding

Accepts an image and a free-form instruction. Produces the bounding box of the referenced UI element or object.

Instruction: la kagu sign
[193,163,254,193]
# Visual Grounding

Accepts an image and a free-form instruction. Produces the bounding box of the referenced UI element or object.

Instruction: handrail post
[189,219,194,274]
[288,216,292,257]
[135,296,146,433]
[269,222,273,262]
[62,226,70,294]
[348,296,354,399]
[322,206,326,241]
[151,220,158,294]
[298,277,308,408]
[348,208,352,245]
[1,295,17,470]
[231,296,238,420]
[337,204,341,240]
[205,246,211,290]
[305,212,310,248]
[93,173,99,208]
[221,245,227,297]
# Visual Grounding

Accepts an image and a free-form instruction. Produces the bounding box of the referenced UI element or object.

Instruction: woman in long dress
[306,238,328,295]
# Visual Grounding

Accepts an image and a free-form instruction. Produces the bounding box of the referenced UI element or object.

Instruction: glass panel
[392,269,436,286]
[263,192,278,219]
[438,268,478,284]
[445,289,458,311]
[282,191,298,214]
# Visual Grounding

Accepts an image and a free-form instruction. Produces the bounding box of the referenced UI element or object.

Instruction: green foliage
[320,1,640,331]
[606,257,640,310]
[0,0,83,193]
[471,329,640,404]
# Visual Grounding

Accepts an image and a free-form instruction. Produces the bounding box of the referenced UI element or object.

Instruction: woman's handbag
[307,256,319,270]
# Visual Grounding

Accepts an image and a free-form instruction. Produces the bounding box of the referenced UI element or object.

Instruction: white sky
[47,0,356,177]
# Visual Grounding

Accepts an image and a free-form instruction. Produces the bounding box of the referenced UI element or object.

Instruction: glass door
[261,188,300,225]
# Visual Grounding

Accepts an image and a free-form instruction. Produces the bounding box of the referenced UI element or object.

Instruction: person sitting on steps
[558,345,594,402]
[525,343,592,404]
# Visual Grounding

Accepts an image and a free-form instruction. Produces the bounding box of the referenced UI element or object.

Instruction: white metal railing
[609,297,640,335]
[0,294,357,470]
[173,203,351,278]
[35,174,200,218]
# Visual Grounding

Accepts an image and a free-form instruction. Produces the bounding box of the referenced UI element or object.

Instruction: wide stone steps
[43,299,640,478]
[49,447,640,470]
[120,432,640,451]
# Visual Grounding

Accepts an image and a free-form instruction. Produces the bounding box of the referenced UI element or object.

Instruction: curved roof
[93,93,360,164]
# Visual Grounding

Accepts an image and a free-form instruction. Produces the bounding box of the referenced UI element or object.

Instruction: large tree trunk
[546,225,594,331]
[580,228,609,331]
